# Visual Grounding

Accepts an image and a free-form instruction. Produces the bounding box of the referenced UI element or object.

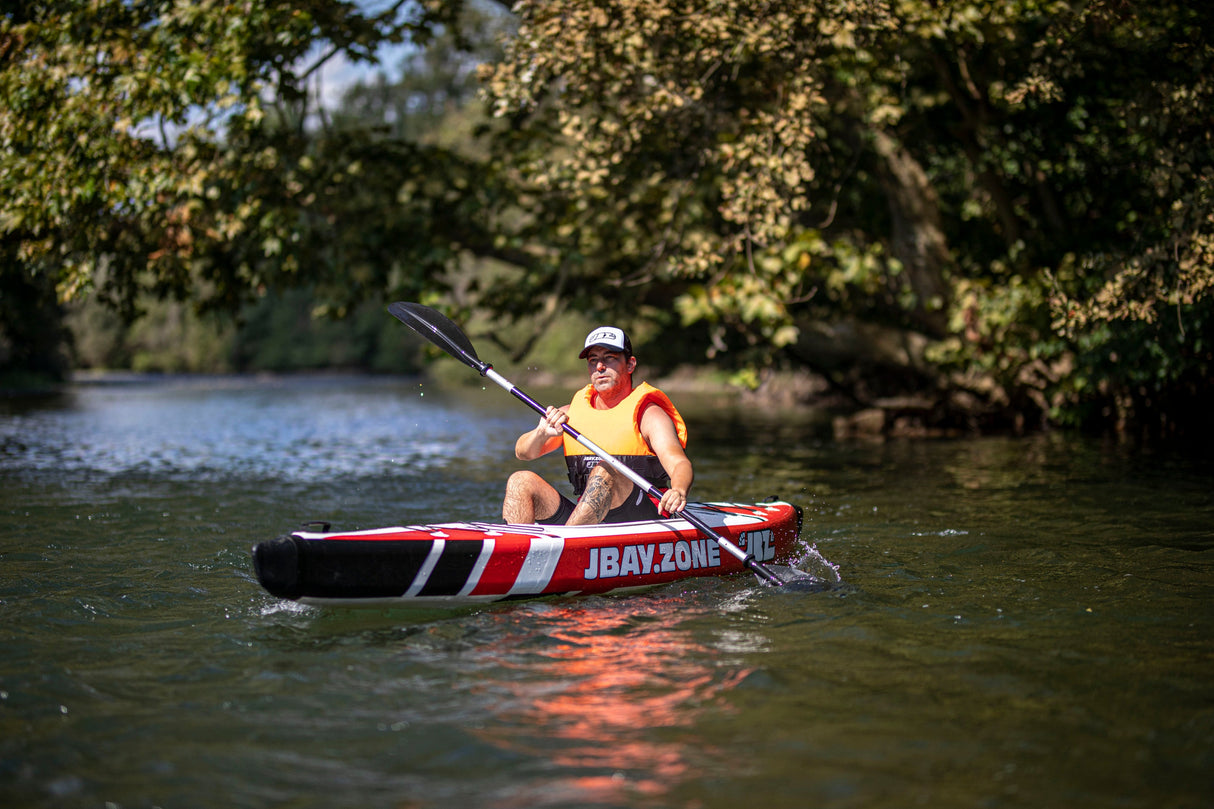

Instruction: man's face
[585,348,633,393]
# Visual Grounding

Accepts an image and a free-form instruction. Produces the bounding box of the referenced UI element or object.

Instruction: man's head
[579,326,636,396]
[578,326,632,359]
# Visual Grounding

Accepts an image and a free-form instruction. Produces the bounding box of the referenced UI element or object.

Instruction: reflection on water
[0,375,519,485]
[470,595,754,807]
[1,375,1211,809]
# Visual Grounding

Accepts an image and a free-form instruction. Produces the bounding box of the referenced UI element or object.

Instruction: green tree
[479,0,1214,436]
[0,0,484,380]
[7,0,1211,438]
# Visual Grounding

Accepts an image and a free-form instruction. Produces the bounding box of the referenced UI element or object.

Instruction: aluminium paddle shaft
[388,301,786,587]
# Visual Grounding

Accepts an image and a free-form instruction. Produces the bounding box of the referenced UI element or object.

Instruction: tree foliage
[0,0,487,374]
[480,0,1214,435]
[3,0,1210,437]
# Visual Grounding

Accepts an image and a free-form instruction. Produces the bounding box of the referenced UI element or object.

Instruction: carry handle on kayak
[388,301,786,587]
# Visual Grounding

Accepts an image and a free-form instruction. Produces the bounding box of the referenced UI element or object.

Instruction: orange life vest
[561,382,688,495]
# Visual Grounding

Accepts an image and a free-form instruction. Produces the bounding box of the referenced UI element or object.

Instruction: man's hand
[536,406,568,438]
[516,406,568,460]
[658,487,687,516]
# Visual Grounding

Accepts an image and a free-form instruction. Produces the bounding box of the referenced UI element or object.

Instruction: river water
[1,375,1210,809]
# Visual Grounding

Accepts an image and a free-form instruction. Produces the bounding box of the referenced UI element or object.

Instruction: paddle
[389,301,789,587]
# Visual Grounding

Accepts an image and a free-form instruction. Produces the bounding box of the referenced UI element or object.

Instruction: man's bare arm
[640,404,693,513]
[515,406,568,460]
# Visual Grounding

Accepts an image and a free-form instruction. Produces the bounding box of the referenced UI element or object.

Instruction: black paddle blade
[388,302,486,373]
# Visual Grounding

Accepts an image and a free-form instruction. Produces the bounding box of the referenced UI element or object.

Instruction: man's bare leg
[502,470,562,523]
[566,465,633,525]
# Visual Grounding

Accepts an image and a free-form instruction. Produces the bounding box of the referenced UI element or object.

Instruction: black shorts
[538,484,663,525]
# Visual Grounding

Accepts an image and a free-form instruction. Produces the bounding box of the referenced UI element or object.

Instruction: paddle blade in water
[764,565,834,593]
[389,302,485,373]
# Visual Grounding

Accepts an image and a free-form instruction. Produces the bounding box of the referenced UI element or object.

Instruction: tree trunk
[871,129,952,337]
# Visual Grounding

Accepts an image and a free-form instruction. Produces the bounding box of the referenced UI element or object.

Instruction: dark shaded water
[1,375,1211,808]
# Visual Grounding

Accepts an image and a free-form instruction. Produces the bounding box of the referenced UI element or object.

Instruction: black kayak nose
[252,535,301,600]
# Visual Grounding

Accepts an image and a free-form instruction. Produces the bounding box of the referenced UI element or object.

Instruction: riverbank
[0,364,1046,442]
[5,366,1193,446]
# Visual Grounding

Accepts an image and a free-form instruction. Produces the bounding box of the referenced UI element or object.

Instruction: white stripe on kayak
[508,535,564,596]
[457,538,495,597]
[403,539,444,597]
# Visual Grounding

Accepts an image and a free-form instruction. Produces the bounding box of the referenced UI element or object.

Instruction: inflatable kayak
[252,500,802,606]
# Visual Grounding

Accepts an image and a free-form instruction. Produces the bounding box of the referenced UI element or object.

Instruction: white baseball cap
[578,326,633,358]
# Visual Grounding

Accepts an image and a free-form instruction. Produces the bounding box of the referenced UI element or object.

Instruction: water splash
[798,541,843,583]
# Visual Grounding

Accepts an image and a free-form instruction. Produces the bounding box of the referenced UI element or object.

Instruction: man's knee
[587,464,631,502]
[503,470,558,523]
[505,470,542,495]
[585,464,613,487]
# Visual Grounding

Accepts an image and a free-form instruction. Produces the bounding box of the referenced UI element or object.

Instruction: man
[502,325,693,525]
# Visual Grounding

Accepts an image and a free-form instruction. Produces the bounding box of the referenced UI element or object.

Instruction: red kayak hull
[253,501,803,606]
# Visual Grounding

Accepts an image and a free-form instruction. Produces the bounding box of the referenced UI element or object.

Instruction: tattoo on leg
[568,472,612,525]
